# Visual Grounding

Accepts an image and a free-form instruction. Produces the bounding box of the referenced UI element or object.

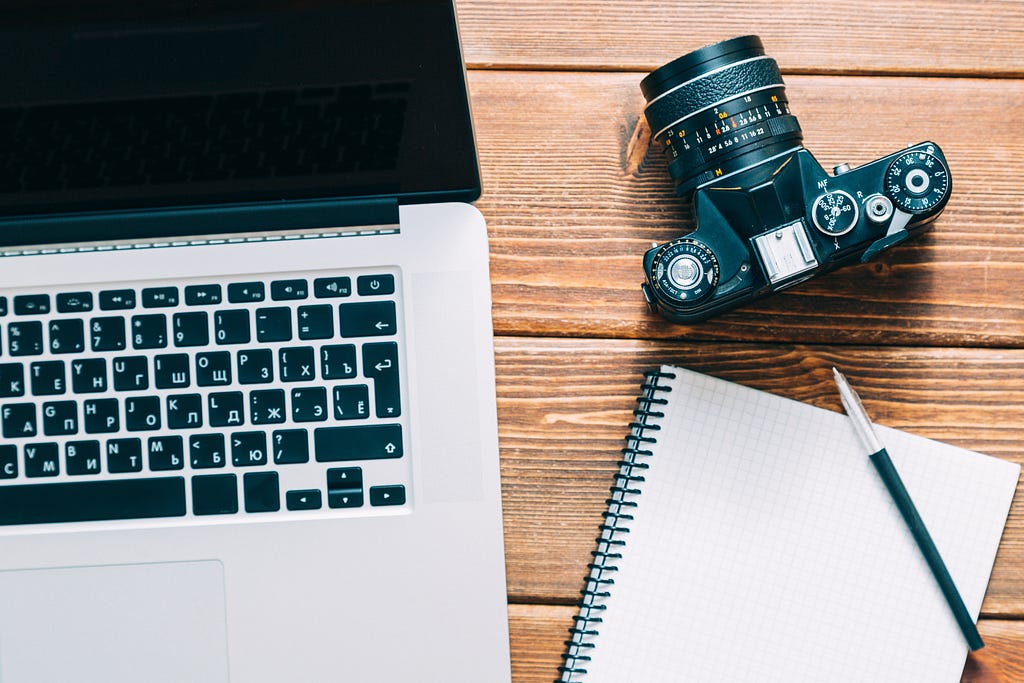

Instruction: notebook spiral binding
[556,369,675,682]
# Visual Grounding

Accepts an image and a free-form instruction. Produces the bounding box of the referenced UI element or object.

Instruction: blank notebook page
[583,367,1019,683]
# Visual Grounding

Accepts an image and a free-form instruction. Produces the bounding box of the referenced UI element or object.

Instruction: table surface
[453,2,1024,681]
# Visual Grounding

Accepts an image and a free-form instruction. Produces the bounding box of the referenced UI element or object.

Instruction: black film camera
[639,36,951,324]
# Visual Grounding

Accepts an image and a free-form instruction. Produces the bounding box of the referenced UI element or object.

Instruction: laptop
[0,2,511,681]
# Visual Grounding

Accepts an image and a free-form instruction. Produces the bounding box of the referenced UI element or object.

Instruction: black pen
[832,368,985,651]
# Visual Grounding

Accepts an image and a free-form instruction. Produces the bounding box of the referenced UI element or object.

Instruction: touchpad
[0,561,229,683]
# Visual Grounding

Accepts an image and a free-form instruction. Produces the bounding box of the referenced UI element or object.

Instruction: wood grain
[493,337,1024,615]
[508,604,1024,683]
[469,71,1024,345]
[456,1,1024,77]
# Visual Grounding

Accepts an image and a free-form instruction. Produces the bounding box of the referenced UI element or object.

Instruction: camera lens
[641,36,803,196]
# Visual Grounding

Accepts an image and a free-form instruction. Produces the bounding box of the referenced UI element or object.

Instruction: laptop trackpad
[0,560,229,683]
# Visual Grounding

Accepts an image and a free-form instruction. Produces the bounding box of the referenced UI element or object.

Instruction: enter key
[362,342,401,418]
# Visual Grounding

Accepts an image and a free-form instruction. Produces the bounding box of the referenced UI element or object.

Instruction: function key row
[0,274,395,316]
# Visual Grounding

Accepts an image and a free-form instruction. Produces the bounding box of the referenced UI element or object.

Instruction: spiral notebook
[559,367,1019,683]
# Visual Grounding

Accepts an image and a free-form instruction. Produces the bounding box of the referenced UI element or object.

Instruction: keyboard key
[297,304,333,340]
[30,361,66,395]
[0,445,17,478]
[148,436,184,471]
[112,356,149,391]
[333,384,369,420]
[2,403,37,438]
[231,432,267,467]
[167,393,203,429]
[131,314,168,349]
[125,396,161,431]
[84,398,119,434]
[244,472,280,512]
[270,279,308,301]
[99,289,136,310]
[0,477,186,525]
[172,311,210,347]
[154,354,191,389]
[286,489,322,511]
[314,424,402,462]
[369,484,406,507]
[14,294,50,315]
[320,344,357,380]
[65,441,102,476]
[313,276,351,298]
[0,296,7,316]
[363,341,401,418]
[280,346,315,382]
[48,319,85,354]
[291,387,327,422]
[214,310,251,345]
[90,317,127,351]
[57,292,94,313]
[0,363,25,397]
[9,321,44,356]
[192,474,238,516]
[326,466,362,489]
[227,282,265,303]
[339,301,396,338]
[142,287,179,308]
[357,274,395,296]
[184,284,222,306]
[250,389,286,424]
[71,359,107,393]
[209,391,244,427]
[327,487,363,509]
[42,400,77,436]
[106,438,143,473]
[25,443,59,477]
[255,307,292,342]
[189,434,226,469]
[196,351,232,386]
[237,348,273,384]
[272,429,309,464]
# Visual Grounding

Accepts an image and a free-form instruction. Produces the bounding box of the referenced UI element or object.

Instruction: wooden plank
[469,71,1024,345]
[493,337,1024,615]
[508,604,1024,682]
[457,0,1024,77]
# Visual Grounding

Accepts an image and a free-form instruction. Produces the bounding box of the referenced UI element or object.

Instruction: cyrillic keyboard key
[286,489,322,511]
[84,398,119,434]
[280,346,315,382]
[356,274,395,296]
[338,301,396,338]
[313,277,351,298]
[167,393,203,429]
[2,403,37,438]
[9,321,44,356]
[291,387,327,422]
[99,290,136,310]
[272,429,309,464]
[106,438,143,473]
[0,477,186,525]
[14,294,50,315]
[332,384,369,420]
[154,354,191,389]
[196,351,232,386]
[243,472,280,512]
[112,356,148,391]
[237,349,273,384]
[42,400,77,436]
[250,389,286,425]
[189,434,225,469]
[65,440,102,476]
[185,284,222,306]
[0,444,17,478]
[209,391,244,427]
[24,442,59,477]
[125,396,161,431]
[362,341,401,418]
[142,287,179,308]
[231,431,267,467]
[49,319,85,354]
[270,279,308,301]
[71,359,107,394]
[57,292,93,313]
[320,344,356,380]
[30,361,66,396]
[369,484,406,507]
[0,363,25,397]
[148,436,184,471]
[314,424,402,462]
[227,282,264,303]
[192,474,238,516]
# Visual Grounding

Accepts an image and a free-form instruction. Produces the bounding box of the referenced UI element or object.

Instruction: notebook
[560,366,1019,683]
[0,3,511,682]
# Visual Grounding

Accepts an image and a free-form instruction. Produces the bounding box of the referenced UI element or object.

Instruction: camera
[639,36,951,324]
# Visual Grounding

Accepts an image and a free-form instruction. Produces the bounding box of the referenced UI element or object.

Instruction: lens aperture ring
[644,56,784,141]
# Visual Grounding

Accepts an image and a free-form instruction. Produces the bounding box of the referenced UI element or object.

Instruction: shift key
[314,424,403,462]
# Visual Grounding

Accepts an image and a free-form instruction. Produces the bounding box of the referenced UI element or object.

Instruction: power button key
[356,274,395,296]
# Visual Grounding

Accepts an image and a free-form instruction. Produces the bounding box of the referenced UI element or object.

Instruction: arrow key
[369,485,406,507]
[286,488,322,511]
[328,488,363,509]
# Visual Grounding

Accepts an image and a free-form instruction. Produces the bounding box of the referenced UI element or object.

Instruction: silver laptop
[0,2,511,681]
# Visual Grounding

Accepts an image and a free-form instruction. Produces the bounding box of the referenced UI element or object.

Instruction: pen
[832,368,985,652]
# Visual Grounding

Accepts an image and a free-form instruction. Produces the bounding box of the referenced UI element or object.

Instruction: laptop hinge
[0,197,400,249]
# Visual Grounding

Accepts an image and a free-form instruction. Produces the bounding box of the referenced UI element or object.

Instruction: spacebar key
[314,424,403,462]
[0,477,186,526]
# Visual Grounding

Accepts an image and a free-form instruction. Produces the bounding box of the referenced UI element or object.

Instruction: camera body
[639,36,951,324]
[641,142,951,324]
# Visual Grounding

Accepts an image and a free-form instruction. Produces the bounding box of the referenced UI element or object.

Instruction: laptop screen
[0,0,480,218]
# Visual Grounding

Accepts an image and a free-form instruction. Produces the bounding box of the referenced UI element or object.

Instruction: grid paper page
[582,367,1019,683]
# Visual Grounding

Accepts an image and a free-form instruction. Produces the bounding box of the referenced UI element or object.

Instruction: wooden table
[454,2,1024,680]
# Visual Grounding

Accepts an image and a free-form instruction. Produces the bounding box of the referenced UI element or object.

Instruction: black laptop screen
[0,0,480,218]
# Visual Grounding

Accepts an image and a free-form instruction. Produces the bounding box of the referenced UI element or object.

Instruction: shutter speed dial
[884,151,950,214]
[651,238,720,303]
[812,190,858,236]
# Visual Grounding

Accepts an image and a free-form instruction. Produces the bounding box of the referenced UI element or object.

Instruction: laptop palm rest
[0,561,229,683]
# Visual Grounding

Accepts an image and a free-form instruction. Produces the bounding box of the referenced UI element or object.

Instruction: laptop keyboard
[0,268,410,527]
